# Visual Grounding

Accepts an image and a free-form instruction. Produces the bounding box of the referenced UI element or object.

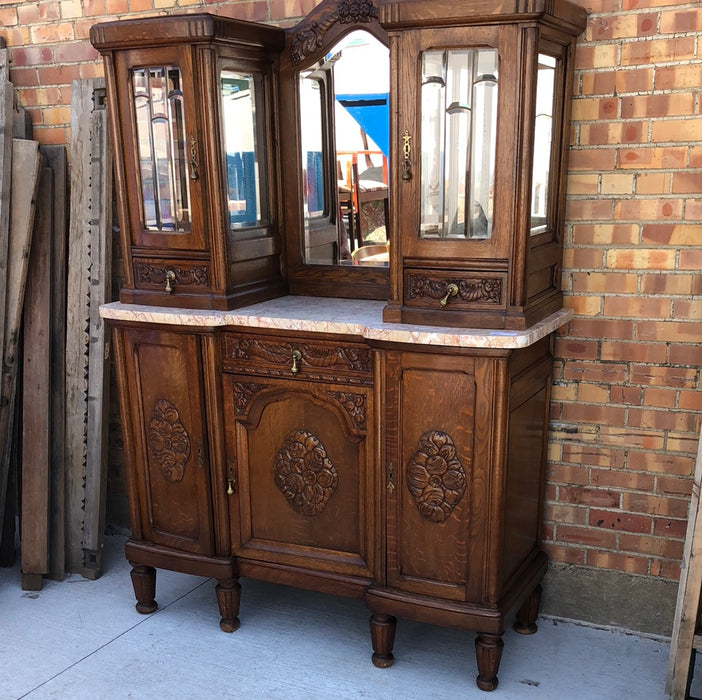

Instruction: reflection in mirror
[530,54,556,235]
[419,49,498,240]
[299,31,389,266]
[132,65,191,232]
[221,69,267,232]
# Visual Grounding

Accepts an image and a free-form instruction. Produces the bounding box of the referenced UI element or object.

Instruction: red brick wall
[1,0,700,590]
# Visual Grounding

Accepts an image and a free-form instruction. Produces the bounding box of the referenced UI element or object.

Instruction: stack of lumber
[0,63,113,588]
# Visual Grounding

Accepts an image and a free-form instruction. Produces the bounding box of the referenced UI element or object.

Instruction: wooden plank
[666,427,702,699]
[0,139,41,588]
[20,166,52,590]
[0,79,14,554]
[41,145,68,580]
[66,78,112,577]
[82,81,112,579]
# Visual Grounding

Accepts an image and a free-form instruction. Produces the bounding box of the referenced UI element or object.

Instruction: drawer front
[133,257,211,293]
[404,269,506,311]
[222,333,373,384]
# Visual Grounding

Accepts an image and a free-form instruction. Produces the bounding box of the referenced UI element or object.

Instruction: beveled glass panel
[530,54,556,235]
[132,66,191,232]
[221,70,267,230]
[419,49,497,240]
[299,71,326,222]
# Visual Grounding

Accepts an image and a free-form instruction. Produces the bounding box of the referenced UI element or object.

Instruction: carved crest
[407,275,503,305]
[406,431,466,523]
[273,430,338,516]
[290,0,378,65]
[148,399,191,483]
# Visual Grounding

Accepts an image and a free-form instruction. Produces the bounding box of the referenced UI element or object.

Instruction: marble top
[100,297,572,349]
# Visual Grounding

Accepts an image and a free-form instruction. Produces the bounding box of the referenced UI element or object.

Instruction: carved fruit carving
[273,430,338,516]
[148,399,191,483]
[406,431,466,523]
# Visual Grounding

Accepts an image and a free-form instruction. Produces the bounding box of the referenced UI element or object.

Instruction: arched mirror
[280,1,390,299]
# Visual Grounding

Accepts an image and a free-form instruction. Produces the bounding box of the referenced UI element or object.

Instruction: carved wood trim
[148,399,191,483]
[328,390,367,431]
[273,429,339,516]
[406,430,467,523]
[290,0,379,65]
[230,381,267,416]
[407,275,503,305]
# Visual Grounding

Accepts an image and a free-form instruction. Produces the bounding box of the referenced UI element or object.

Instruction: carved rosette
[273,430,338,516]
[406,431,466,523]
[135,262,210,288]
[148,399,191,483]
[329,391,367,431]
[290,0,378,65]
[407,275,503,305]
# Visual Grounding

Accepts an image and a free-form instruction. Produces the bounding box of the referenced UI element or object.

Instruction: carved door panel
[222,374,375,580]
[384,350,493,603]
[116,327,215,556]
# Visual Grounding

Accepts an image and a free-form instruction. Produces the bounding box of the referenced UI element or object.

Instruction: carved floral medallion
[273,430,338,516]
[406,431,466,523]
[148,399,191,483]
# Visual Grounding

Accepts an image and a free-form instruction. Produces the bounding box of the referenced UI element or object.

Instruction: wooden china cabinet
[92,0,585,691]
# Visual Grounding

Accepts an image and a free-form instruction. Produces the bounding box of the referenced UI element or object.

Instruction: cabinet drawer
[403,269,506,311]
[133,257,211,293]
[222,333,373,384]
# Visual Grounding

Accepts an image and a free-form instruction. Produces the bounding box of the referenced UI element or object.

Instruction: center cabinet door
[221,335,377,584]
[383,350,497,604]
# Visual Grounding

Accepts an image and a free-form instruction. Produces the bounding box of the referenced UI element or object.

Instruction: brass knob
[291,349,302,374]
[164,270,176,294]
[440,283,459,308]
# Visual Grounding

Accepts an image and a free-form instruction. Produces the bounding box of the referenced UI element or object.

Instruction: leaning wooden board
[666,427,702,699]
[65,78,112,578]
[20,165,52,591]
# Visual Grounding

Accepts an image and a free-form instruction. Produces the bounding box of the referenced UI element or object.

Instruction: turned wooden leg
[130,563,158,614]
[369,613,397,668]
[514,584,542,635]
[475,633,504,692]
[216,578,241,633]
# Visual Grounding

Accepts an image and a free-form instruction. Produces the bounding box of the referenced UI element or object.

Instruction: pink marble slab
[100,297,572,349]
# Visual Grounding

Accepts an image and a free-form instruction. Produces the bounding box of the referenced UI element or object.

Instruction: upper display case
[91,15,286,309]
[92,0,586,328]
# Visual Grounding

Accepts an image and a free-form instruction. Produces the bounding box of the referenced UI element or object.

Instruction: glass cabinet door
[419,48,498,241]
[117,47,205,251]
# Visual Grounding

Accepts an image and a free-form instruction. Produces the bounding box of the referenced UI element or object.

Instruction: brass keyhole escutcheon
[387,462,395,495]
[164,270,176,294]
[291,349,302,374]
[440,283,459,308]
[401,130,412,181]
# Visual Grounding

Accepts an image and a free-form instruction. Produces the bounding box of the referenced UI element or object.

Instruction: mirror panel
[419,48,498,240]
[530,53,556,235]
[132,65,192,232]
[300,30,389,266]
[221,69,268,231]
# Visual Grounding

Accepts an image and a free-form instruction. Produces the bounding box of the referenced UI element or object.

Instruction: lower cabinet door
[222,374,375,580]
[384,350,494,603]
[115,327,215,556]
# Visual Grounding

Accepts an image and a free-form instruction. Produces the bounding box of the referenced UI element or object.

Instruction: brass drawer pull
[164,270,176,294]
[291,349,302,374]
[440,283,458,308]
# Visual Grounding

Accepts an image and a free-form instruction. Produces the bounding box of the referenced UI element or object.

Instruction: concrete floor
[0,535,676,699]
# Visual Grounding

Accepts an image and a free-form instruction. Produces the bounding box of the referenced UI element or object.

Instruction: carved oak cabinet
[93,0,585,692]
